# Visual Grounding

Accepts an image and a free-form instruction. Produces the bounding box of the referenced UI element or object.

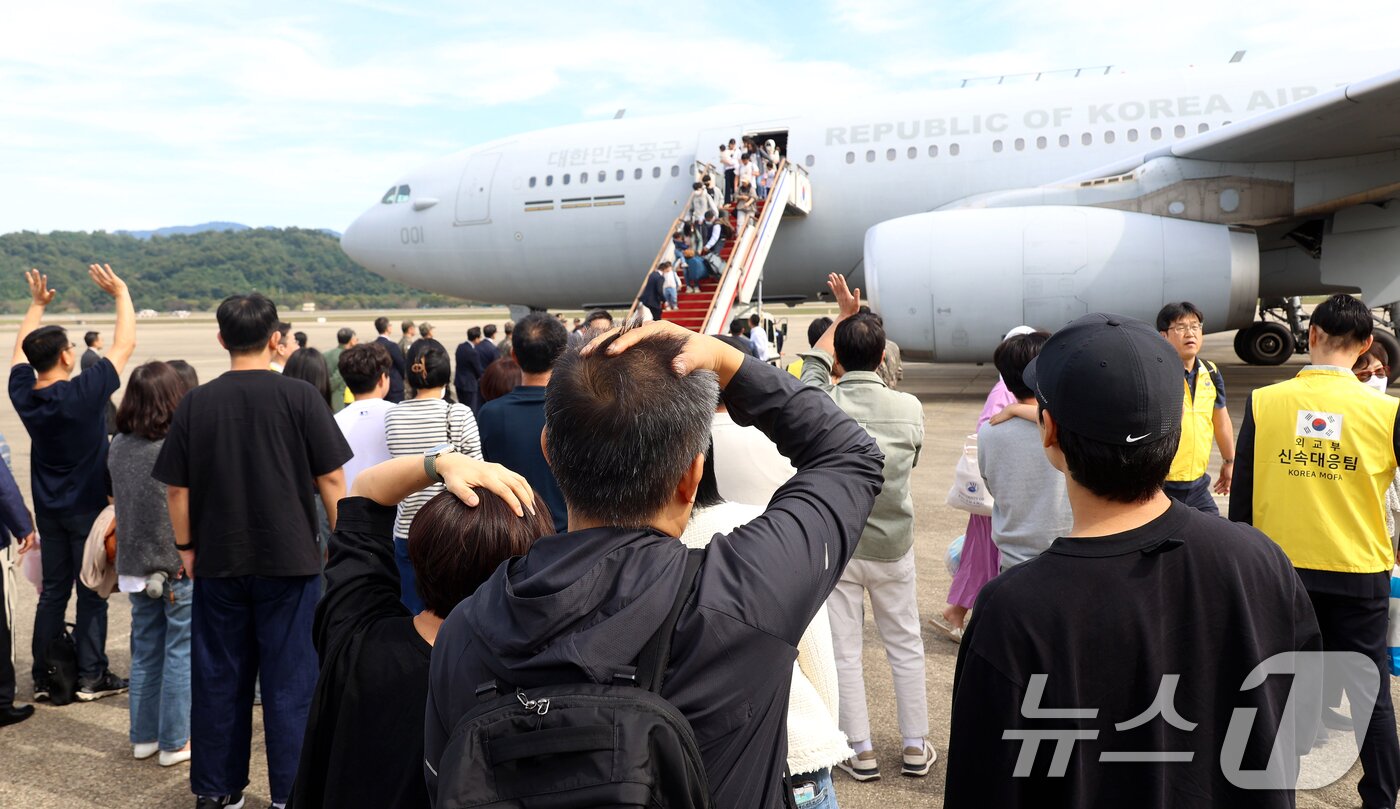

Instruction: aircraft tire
[1372,329,1400,387]
[1239,321,1294,366]
[1233,328,1252,364]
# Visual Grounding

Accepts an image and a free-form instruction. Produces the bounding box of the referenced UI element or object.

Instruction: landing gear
[1236,321,1295,366]
[1235,297,1306,366]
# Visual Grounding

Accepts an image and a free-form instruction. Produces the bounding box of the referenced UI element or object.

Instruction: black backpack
[433,549,712,809]
[46,623,79,706]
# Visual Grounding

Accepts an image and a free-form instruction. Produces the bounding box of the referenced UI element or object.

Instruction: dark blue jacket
[376,336,407,403]
[453,341,483,411]
[0,435,32,548]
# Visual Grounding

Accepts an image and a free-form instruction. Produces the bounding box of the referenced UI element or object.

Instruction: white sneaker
[133,742,159,760]
[836,750,880,782]
[160,745,192,766]
[901,742,937,777]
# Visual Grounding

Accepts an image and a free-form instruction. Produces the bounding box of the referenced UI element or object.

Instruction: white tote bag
[946,434,994,517]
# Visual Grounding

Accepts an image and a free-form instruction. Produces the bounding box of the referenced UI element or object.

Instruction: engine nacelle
[864,207,1259,362]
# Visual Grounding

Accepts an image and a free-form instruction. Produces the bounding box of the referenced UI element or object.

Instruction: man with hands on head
[10,264,135,703]
[424,316,885,808]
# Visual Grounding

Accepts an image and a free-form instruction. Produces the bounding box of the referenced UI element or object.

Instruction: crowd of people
[0,260,1398,809]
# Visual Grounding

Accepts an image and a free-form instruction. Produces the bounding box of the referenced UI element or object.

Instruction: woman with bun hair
[383,339,481,611]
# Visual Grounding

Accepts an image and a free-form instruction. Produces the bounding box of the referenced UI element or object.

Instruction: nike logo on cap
[1126,433,1150,442]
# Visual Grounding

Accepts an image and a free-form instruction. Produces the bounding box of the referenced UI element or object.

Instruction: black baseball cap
[1023,313,1183,446]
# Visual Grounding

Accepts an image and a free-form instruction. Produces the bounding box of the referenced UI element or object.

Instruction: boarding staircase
[628,159,811,334]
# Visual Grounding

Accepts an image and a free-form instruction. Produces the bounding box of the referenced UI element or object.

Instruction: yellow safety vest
[1249,367,1399,574]
[1166,359,1220,482]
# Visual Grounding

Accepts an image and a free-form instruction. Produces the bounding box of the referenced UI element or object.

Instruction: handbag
[945,435,993,517]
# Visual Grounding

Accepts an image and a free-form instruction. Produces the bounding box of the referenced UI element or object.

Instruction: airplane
[339,54,1400,367]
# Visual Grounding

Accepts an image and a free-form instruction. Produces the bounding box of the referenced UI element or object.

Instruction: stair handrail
[698,159,788,333]
[626,189,705,324]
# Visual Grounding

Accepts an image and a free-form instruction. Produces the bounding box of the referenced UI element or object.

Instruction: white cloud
[3,0,1399,232]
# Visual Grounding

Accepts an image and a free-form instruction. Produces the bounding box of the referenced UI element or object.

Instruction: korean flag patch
[1297,410,1344,442]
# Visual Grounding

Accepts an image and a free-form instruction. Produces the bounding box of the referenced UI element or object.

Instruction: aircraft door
[455,153,501,224]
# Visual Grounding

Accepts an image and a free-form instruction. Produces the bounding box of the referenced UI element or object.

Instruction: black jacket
[376,336,407,403]
[453,340,483,410]
[425,357,884,809]
[640,271,665,309]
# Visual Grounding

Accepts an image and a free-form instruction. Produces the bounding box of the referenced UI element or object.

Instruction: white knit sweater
[680,502,854,775]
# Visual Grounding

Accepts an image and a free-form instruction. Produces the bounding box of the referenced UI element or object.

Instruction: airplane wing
[1060,68,1400,181]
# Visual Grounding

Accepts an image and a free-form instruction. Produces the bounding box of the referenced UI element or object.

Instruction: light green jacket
[801,350,924,561]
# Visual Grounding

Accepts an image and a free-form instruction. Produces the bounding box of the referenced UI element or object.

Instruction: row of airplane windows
[530,164,683,188]
[522,119,1228,190]
[837,121,1223,164]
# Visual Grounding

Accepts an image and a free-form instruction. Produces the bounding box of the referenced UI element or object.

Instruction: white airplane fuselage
[340,59,1382,311]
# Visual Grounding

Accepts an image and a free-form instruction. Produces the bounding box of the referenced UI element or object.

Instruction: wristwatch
[423,443,456,483]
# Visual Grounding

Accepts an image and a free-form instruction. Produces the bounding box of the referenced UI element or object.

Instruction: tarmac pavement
[0,318,1391,808]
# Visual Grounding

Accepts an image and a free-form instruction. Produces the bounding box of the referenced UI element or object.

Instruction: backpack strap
[635,548,704,694]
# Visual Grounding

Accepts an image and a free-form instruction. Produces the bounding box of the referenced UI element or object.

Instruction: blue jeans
[191,575,318,803]
[793,767,839,809]
[663,287,678,307]
[32,510,108,682]
[394,538,424,613]
[129,577,192,751]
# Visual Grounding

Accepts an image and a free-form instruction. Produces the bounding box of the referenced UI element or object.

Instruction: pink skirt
[946,513,1000,609]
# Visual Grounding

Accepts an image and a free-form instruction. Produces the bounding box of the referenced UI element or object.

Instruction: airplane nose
[340,212,373,267]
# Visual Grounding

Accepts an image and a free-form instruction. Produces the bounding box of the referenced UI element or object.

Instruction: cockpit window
[395,185,411,203]
[381,186,397,204]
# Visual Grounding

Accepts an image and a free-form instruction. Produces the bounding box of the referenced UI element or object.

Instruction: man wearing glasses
[1156,302,1236,515]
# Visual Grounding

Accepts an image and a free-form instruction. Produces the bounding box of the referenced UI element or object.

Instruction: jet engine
[864,206,1260,362]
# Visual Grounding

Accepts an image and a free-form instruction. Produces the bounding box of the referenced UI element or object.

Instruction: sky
[3,0,1398,234]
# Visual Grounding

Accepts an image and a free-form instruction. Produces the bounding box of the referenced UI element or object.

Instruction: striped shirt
[384,395,482,539]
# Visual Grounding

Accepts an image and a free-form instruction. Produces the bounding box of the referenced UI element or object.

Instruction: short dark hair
[483,324,497,339]
[692,181,703,190]
[217,294,280,354]
[729,318,747,337]
[1155,301,1205,332]
[834,313,885,372]
[512,313,569,374]
[339,342,391,395]
[83,331,99,347]
[374,316,390,335]
[545,333,718,527]
[22,325,70,372]
[276,322,292,341]
[467,326,482,341]
[284,348,331,408]
[994,332,1051,401]
[585,309,613,328]
[408,489,553,617]
[116,361,188,440]
[401,319,416,335]
[503,321,513,334]
[807,317,832,347]
[336,327,355,346]
[406,339,451,392]
[1311,294,1373,348]
[695,440,723,509]
[748,313,760,327]
[167,359,199,390]
[1053,417,1180,504]
[294,331,308,349]
[480,358,522,403]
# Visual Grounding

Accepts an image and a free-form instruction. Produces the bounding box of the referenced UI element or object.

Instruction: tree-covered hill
[0,228,456,313]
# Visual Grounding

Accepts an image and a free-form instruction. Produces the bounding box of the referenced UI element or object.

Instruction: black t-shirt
[945,501,1322,809]
[291,498,431,809]
[152,370,352,578]
[9,358,120,516]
